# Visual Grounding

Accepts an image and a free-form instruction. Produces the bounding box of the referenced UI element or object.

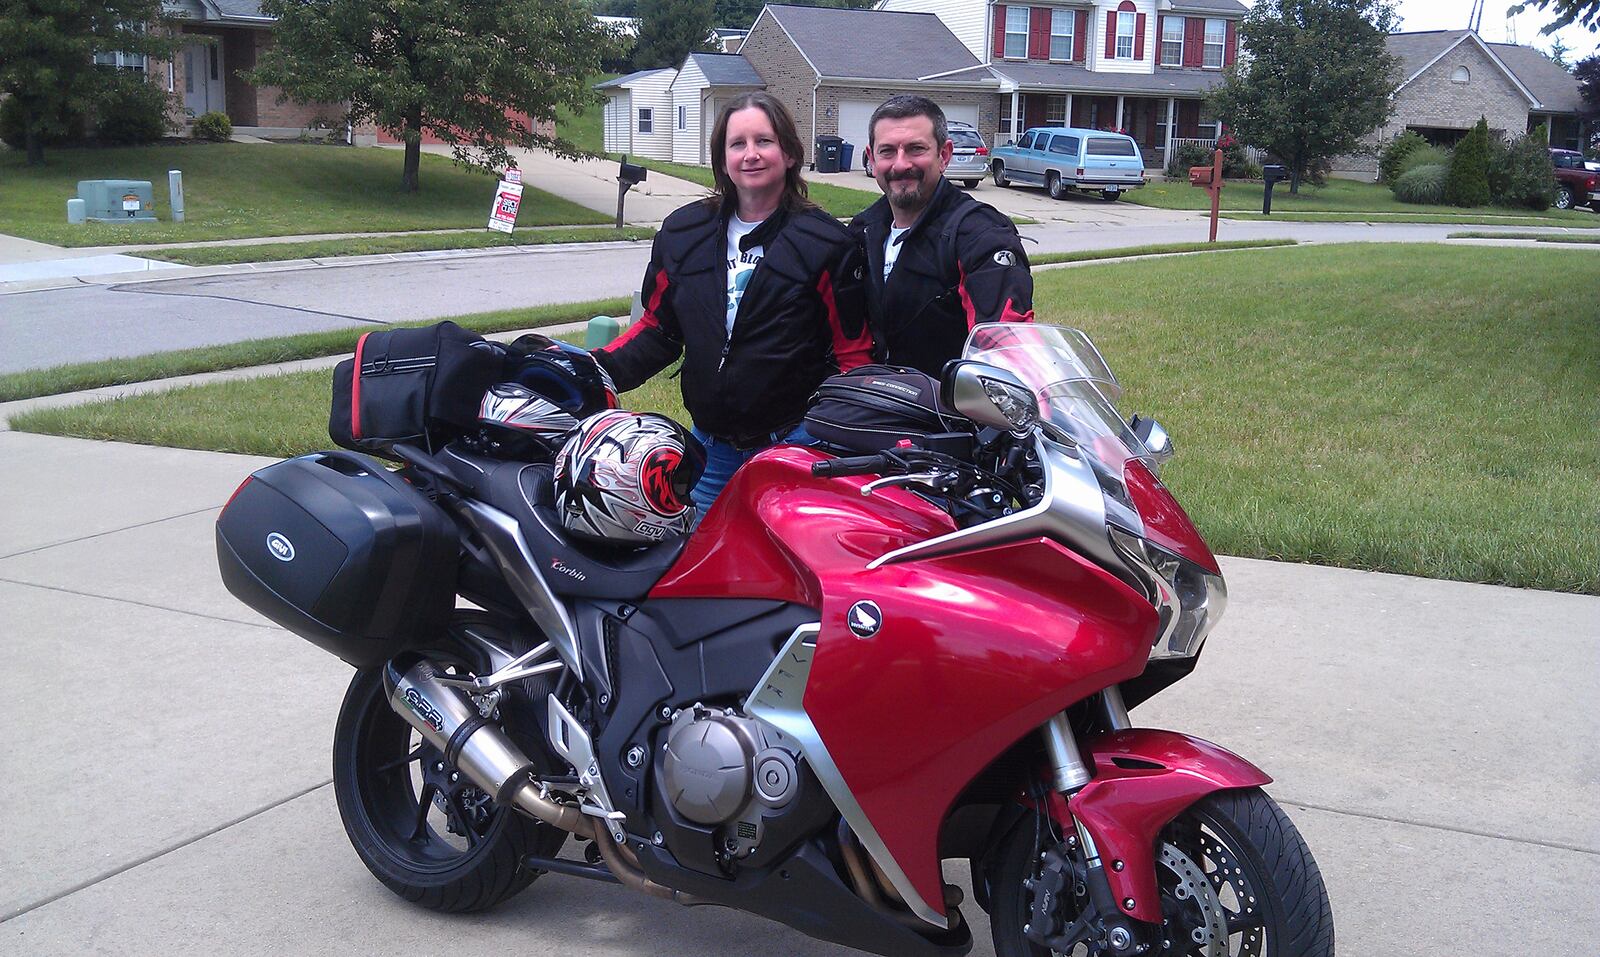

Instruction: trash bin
[839,142,855,173]
[814,135,843,174]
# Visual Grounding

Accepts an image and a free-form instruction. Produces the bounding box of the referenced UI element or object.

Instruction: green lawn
[1448,231,1600,243]
[609,154,883,220]
[0,142,610,246]
[1130,176,1595,223]
[133,226,655,265]
[1222,211,1599,228]
[13,243,1598,593]
[554,75,617,157]
[1032,239,1296,265]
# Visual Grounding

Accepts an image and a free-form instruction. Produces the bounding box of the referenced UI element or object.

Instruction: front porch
[996,92,1226,170]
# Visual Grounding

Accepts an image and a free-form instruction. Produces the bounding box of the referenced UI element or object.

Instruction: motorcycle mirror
[941,360,1039,437]
[1129,414,1174,468]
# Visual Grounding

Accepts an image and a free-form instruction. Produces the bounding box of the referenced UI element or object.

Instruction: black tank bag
[805,364,973,456]
[329,321,505,457]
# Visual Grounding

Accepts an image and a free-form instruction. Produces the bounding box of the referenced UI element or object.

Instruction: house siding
[1087,0,1157,75]
[670,61,708,163]
[1332,38,1532,178]
[741,13,821,162]
[817,85,999,157]
[604,90,633,153]
[880,0,989,62]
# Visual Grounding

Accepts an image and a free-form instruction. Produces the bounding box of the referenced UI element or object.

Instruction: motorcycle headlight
[1109,528,1227,661]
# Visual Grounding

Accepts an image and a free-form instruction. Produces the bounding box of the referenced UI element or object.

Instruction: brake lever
[860,470,955,496]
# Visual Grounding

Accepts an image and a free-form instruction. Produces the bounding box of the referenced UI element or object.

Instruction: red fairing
[1123,459,1220,575]
[654,447,1160,917]
[1063,730,1271,922]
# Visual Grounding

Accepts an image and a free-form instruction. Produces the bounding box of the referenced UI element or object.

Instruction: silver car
[861,122,989,188]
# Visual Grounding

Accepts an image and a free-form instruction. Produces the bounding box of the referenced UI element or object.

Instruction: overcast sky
[1391,0,1597,55]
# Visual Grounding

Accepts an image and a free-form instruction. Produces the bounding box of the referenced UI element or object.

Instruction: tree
[1207,0,1402,193]
[1550,37,1572,66]
[635,0,716,68]
[252,0,607,193]
[1578,54,1600,122]
[0,0,175,165]
[1444,117,1492,207]
[1506,1,1600,43]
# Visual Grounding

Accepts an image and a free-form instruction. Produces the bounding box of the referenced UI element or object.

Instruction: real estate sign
[488,180,523,233]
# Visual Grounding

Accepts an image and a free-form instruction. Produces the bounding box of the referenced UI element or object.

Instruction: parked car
[1549,149,1600,212]
[988,127,1146,201]
[861,121,989,188]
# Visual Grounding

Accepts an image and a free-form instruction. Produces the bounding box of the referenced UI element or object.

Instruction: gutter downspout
[811,74,822,167]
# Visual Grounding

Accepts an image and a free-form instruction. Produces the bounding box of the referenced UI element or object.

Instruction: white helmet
[554,410,706,546]
[476,336,620,458]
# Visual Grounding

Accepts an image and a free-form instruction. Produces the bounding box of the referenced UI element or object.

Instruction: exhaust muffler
[383,655,586,834]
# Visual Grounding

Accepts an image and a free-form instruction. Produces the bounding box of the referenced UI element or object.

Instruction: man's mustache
[887,169,924,184]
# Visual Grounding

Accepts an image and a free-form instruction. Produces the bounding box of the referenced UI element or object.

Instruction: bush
[1493,130,1557,210]
[1397,144,1451,178]
[1393,163,1448,205]
[1378,130,1427,185]
[1165,141,1213,178]
[192,110,233,142]
[93,71,175,145]
[1444,117,1491,207]
[0,95,89,150]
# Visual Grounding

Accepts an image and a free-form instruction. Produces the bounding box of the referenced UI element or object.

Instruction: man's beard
[886,170,931,210]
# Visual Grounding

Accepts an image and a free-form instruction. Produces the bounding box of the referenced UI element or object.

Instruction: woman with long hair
[594,92,871,510]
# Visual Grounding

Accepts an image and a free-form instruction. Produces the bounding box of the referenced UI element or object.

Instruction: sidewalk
[0,426,1594,954]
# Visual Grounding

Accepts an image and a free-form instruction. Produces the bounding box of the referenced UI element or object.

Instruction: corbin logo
[992,250,1017,267]
[266,532,295,562]
[847,600,883,639]
[550,557,587,582]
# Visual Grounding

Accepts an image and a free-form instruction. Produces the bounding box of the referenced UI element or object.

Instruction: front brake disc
[1158,842,1229,956]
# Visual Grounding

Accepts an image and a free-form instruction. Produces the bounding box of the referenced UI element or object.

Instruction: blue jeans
[690,423,812,512]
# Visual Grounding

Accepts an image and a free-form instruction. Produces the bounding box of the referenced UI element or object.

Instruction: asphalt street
[0,432,1595,956]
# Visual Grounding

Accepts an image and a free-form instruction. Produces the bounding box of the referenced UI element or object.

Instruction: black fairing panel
[633,841,972,957]
[437,445,685,601]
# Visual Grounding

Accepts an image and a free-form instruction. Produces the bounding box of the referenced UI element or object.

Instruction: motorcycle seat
[438,445,686,601]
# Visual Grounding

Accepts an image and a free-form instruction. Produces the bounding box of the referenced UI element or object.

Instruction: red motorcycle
[217,323,1332,957]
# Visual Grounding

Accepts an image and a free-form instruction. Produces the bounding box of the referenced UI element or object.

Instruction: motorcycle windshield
[962,323,1150,476]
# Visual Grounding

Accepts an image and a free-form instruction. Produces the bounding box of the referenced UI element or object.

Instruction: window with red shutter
[992,5,1006,58]
[1225,20,1238,65]
[1183,17,1204,67]
[1104,11,1116,58]
[1074,10,1087,60]
[1134,12,1146,60]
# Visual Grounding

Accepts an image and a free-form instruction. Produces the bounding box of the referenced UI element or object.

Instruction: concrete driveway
[1,427,1595,955]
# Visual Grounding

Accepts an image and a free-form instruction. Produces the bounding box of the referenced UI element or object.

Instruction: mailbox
[618,158,648,187]
[78,179,157,223]
[1188,166,1215,187]
[1261,164,1287,187]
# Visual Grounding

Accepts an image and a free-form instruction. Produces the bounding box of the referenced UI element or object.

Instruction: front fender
[1067,729,1271,924]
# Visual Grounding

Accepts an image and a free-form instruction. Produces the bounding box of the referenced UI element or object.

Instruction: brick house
[881,0,1244,167]
[1331,30,1590,179]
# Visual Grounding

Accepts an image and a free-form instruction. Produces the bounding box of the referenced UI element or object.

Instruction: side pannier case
[215,451,457,667]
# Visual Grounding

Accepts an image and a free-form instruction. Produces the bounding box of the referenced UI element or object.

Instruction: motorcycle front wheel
[990,787,1334,957]
[332,647,567,912]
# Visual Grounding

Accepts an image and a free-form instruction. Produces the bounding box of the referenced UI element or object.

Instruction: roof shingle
[764,5,987,82]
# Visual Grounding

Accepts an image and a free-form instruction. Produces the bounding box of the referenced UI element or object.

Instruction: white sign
[122,196,141,211]
[488,181,523,234]
[505,167,522,185]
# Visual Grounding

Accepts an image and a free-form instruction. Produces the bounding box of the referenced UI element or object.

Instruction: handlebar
[810,454,889,478]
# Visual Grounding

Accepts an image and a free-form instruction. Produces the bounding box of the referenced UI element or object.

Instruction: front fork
[1029,685,1149,955]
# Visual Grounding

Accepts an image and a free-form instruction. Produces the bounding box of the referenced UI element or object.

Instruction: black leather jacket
[596,200,870,440]
[848,179,1034,375]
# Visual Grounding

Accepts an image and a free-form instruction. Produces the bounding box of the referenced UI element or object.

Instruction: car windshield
[1087,136,1137,157]
[962,323,1149,475]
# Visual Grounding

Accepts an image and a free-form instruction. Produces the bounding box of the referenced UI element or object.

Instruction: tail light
[976,146,989,155]
[1076,167,1086,177]
[1587,175,1598,190]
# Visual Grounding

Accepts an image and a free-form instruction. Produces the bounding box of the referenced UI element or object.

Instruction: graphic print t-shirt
[726,215,765,335]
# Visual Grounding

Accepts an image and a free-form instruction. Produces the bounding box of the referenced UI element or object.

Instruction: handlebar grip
[811,455,888,477]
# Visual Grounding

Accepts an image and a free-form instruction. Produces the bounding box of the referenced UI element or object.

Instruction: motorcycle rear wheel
[332,644,566,912]
[989,787,1333,957]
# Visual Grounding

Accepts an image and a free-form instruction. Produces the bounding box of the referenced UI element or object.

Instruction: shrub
[0,96,89,150]
[1165,141,1213,178]
[192,110,233,142]
[93,71,176,145]
[1393,163,1448,205]
[1397,144,1451,178]
[1493,130,1557,209]
[1444,117,1491,207]
[1378,130,1427,185]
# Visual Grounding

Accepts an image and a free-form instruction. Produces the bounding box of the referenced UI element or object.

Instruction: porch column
[1165,96,1175,164]
[1115,95,1125,130]
[1065,93,1073,127]
[1010,90,1021,138]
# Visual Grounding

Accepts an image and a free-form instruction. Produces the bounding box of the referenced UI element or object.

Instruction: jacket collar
[722,201,790,252]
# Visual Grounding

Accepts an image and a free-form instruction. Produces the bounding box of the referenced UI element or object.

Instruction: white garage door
[838,100,981,171]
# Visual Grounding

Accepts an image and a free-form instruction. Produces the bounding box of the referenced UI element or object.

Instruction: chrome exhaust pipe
[383,655,586,834]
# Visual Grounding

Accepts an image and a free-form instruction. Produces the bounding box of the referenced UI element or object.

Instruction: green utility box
[78,180,157,223]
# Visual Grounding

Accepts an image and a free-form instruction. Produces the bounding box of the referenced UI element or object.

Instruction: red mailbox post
[1188,149,1224,242]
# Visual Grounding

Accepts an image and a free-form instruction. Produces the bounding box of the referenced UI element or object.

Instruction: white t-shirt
[726,215,765,334]
[883,225,911,280]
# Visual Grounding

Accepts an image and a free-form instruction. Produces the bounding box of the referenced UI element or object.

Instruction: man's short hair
[868,95,947,149]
